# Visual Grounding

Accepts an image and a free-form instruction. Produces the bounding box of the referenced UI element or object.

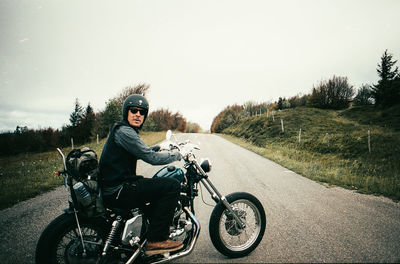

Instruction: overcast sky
[1,0,399,132]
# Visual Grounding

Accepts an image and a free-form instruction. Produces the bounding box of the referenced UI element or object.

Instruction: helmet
[122,94,149,128]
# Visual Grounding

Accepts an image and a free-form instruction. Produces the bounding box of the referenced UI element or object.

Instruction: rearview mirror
[166,130,172,141]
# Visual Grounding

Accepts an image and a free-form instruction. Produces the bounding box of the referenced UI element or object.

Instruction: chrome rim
[218,199,262,251]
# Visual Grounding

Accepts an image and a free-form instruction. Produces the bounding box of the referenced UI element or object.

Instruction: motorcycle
[35,131,266,263]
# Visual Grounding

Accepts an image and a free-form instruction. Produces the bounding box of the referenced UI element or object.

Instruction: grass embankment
[222,105,400,201]
[0,131,166,210]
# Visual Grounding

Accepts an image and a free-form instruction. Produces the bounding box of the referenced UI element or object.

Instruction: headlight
[200,158,212,173]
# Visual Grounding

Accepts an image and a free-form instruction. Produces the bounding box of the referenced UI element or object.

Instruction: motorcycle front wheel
[35,213,109,264]
[209,192,266,258]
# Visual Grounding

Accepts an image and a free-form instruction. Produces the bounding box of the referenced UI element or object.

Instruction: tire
[209,192,266,258]
[35,213,109,264]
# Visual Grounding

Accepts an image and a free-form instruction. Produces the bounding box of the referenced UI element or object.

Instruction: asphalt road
[1,133,399,263]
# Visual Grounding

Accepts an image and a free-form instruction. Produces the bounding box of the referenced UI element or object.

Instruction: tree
[276,97,290,110]
[243,101,270,116]
[67,99,98,144]
[354,84,374,106]
[147,109,169,131]
[172,112,187,132]
[81,103,96,141]
[69,98,84,127]
[377,49,398,81]
[308,76,354,109]
[277,98,283,110]
[243,101,257,117]
[186,122,202,133]
[288,94,309,108]
[95,98,122,138]
[211,104,244,133]
[371,49,400,107]
[117,83,150,103]
[145,108,186,132]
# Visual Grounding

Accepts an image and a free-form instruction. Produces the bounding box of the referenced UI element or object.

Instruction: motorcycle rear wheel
[35,213,108,264]
[209,192,266,258]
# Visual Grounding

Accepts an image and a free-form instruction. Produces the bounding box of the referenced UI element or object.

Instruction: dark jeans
[103,177,180,242]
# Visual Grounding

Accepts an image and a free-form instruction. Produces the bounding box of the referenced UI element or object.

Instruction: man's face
[127,107,146,128]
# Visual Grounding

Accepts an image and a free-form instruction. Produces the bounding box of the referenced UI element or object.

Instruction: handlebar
[56,148,69,187]
[161,133,200,161]
[57,148,67,170]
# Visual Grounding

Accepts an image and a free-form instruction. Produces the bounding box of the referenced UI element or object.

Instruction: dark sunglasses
[129,107,147,116]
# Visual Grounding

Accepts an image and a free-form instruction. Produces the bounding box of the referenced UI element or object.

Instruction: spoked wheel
[209,192,266,258]
[58,224,104,264]
[36,213,109,264]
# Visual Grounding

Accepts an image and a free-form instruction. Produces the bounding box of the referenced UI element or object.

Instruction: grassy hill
[222,105,400,201]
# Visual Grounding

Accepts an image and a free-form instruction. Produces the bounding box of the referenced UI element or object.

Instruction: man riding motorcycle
[99,94,183,255]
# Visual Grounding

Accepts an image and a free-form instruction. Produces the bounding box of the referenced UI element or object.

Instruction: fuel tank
[153,165,185,183]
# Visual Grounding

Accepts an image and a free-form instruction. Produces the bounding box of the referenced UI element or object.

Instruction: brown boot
[145,240,183,256]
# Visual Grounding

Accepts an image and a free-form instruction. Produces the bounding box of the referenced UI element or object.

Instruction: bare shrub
[308,75,355,109]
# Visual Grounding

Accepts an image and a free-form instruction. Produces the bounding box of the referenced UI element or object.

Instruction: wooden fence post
[71,138,74,149]
[97,134,99,144]
[298,128,302,143]
[368,130,371,153]
[325,133,329,146]
[281,119,284,133]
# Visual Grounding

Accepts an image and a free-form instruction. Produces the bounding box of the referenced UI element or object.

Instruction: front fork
[192,161,246,229]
